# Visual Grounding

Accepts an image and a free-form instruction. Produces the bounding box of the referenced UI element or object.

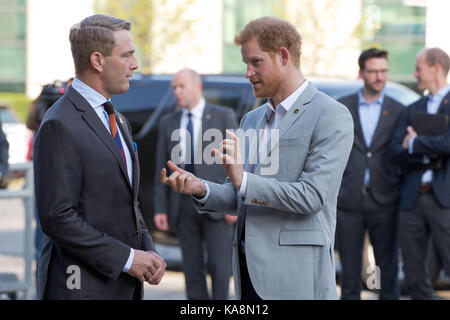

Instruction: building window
[0,0,27,92]
[362,0,426,85]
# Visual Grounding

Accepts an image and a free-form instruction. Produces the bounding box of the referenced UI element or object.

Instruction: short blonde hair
[69,14,131,75]
[424,48,450,77]
[234,16,302,68]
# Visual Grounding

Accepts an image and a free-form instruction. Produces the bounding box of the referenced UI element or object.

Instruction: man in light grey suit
[160,17,354,300]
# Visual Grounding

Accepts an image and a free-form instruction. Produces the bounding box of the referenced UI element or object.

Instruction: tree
[95,0,196,73]
[272,0,362,77]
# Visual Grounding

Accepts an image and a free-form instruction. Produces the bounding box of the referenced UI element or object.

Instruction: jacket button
[232,241,236,247]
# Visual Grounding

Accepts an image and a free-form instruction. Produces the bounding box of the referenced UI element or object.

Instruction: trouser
[337,192,399,300]
[177,195,233,300]
[399,191,450,300]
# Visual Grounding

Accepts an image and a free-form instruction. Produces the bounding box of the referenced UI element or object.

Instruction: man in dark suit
[390,47,450,299]
[33,14,166,300]
[153,68,238,299]
[337,48,404,300]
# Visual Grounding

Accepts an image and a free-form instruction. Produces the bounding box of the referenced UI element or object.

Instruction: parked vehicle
[111,74,419,234]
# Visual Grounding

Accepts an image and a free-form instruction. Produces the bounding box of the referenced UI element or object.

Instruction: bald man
[390,48,450,299]
[153,69,238,299]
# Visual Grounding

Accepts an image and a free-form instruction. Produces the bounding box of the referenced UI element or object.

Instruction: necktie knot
[103,101,115,115]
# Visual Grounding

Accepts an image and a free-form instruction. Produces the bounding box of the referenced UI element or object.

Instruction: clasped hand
[127,250,166,285]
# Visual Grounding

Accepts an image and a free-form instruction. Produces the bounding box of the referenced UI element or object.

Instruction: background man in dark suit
[390,47,450,299]
[153,68,238,299]
[337,48,404,300]
[33,14,165,300]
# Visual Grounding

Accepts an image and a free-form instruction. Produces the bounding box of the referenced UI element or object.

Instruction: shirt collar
[182,96,206,119]
[428,84,450,102]
[358,89,384,107]
[266,79,309,120]
[71,77,109,109]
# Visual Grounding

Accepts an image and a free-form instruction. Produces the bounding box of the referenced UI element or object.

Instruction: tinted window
[111,81,171,112]
[203,86,246,111]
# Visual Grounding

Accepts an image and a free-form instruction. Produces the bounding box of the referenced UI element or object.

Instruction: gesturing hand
[212,130,244,188]
[160,160,206,197]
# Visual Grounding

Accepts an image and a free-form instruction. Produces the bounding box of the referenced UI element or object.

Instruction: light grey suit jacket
[194,83,354,299]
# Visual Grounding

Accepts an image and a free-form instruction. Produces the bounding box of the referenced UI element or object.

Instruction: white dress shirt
[71,77,134,273]
[179,97,206,165]
[358,90,384,186]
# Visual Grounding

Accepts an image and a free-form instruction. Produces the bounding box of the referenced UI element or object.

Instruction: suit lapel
[267,83,316,156]
[347,95,366,151]
[437,91,450,113]
[370,97,393,151]
[66,87,131,189]
[116,114,137,192]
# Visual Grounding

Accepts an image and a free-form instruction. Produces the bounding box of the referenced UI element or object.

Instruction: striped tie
[103,101,127,166]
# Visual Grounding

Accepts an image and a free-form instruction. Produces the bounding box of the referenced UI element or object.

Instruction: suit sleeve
[34,119,130,280]
[244,105,354,214]
[389,108,427,166]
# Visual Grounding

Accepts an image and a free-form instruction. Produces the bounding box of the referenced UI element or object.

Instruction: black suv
[111,73,419,234]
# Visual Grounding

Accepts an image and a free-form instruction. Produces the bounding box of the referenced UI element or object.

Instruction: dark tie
[185,112,195,173]
[103,101,127,166]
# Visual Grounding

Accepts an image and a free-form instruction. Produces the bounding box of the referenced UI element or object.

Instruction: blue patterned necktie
[185,112,195,173]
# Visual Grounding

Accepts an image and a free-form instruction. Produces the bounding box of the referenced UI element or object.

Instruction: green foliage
[95,0,197,73]
[0,92,31,122]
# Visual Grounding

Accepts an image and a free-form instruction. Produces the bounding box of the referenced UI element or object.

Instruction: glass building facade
[222,0,427,88]
[0,0,26,92]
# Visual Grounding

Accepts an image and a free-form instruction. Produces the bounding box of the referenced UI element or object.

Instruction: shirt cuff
[122,248,134,273]
[408,136,416,154]
[238,172,248,197]
[192,180,211,204]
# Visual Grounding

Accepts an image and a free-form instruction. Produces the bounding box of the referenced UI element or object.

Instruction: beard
[251,67,283,99]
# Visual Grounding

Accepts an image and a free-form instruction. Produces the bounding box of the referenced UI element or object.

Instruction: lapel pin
[383,110,389,116]
[205,114,211,120]
[118,115,124,124]
[294,109,299,114]
[444,99,448,105]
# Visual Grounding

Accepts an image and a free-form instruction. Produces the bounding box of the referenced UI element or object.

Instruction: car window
[203,86,247,112]
[112,81,171,112]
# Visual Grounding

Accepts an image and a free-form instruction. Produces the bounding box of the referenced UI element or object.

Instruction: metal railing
[0,162,34,299]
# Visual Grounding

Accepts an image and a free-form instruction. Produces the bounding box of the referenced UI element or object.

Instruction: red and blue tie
[103,101,127,166]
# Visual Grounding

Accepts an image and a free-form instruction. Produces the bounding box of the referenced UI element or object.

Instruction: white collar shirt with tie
[71,78,133,186]
[179,97,206,165]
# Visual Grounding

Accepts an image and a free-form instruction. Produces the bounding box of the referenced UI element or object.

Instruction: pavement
[1,197,450,301]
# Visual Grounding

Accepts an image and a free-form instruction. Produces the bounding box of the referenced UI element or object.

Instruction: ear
[279,47,290,66]
[358,70,363,79]
[90,52,104,73]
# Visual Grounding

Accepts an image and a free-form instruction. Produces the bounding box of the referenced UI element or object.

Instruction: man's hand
[224,214,238,224]
[154,213,169,231]
[160,160,205,196]
[145,251,166,285]
[402,126,418,150]
[127,250,166,285]
[212,130,244,188]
